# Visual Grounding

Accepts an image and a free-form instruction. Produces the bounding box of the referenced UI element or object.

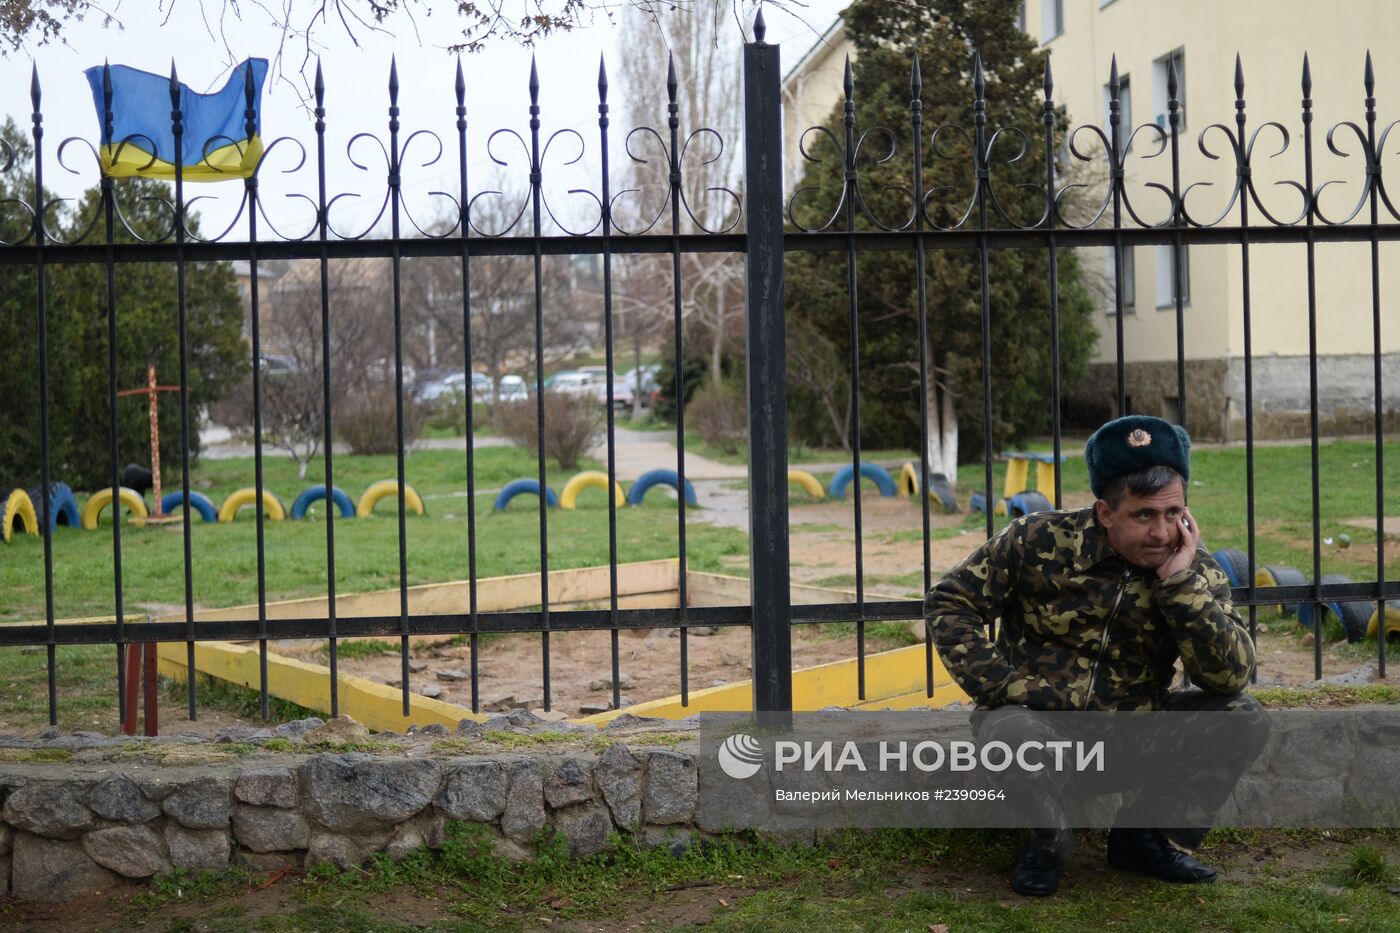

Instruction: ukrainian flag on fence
[83,58,268,181]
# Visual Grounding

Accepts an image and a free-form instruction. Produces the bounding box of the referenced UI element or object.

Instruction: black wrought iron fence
[0,9,1395,731]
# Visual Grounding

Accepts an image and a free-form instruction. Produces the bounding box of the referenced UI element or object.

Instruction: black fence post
[743,11,792,726]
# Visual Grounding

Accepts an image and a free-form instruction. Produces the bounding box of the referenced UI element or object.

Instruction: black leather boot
[1010,829,1069,897]
[1107,828,1217,883]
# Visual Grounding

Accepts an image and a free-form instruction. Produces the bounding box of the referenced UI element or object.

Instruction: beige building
[781,0,1400,440]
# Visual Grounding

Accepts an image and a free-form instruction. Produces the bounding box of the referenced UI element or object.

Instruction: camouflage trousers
[972,690,1271,849]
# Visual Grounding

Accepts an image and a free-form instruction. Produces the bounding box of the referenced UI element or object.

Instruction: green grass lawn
[70,824,1400,932]
[0,445,747,624]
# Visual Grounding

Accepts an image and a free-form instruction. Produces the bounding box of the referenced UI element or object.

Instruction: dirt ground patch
[276,621,911,718]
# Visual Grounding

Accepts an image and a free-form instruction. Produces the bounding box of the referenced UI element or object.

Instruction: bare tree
[614,3,745,390]
[210,256,396,477]
[405,187,596,415]
[1,1,808,94]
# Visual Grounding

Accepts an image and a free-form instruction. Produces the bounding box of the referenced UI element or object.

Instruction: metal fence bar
[1043,61,1064,513]
[99,64,128,725]
[910,54,935,698]
[315,63,340,718]
[1236,58,1260,676]
[30,67,58,725]
[1108,57,1127,415]
[171,65,198,721]
[527,58,554,712]
[1301,56,1325,680]
[599,57,623,715]
[974,56,996,548]
[839,57,868,698]
[387,60,414,715]
[1363,54,1390,679]
[1168,61,1188,433]
[666,55,692,707]
[242,62,272,719]
[743,14,793,721]
[454,59,482,714]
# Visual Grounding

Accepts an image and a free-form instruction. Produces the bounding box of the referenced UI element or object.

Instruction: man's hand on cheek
[1156,507,1200,580]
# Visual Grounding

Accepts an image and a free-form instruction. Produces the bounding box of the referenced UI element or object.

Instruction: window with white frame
[1041,0,1064,42]
[1105,246,1136,313]
[1153,48,1187,131]
[1156,245,1190,308]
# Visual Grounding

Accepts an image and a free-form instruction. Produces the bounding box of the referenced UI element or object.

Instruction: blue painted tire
[1009,491,1053,517]
[159,490,218,523]
[1298,574,1352,631]
[969,490,1005,515]
[494,478,559,511]
[1211,548,1251,589]
[27,482,80,533]
[289,485,356,520]
[626,469,698,507]
[827,463,896,499]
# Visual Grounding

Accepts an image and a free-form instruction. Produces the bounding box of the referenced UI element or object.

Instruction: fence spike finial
[389,56,399,102]
[1365,50,1375,96]
[169,60,180,107]
[667,52,677,102]
[1109,54,1119,97]
[1302,52,1312,97]
[973,51,985,100]
[1234,54,1244,99]
[315,59,325,105]
[754,5,767,43]
[1167,56,1178,101]
[30,62,40,111]
[911,52,922,98]
[529,54,539,104]
[843,54,853,99]
[1043,57,1053,101]
[454,57,465,105]
[598,54,608,102]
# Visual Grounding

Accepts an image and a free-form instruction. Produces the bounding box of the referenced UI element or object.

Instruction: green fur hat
[1084,415,1191,499]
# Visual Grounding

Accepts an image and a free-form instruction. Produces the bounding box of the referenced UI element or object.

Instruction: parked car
[420,371,467,402]
[593,379,635,412]
[474,373,530,403]
[619,365,661,405]
[549,371,606,396]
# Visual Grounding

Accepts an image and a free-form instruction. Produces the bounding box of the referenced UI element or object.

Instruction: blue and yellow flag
[83,58,268,181]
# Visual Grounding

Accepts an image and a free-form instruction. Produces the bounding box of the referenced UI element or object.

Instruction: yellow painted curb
[158,640,490,732]
[577,642,969,725]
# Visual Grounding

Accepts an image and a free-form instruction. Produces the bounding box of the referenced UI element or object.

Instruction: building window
[1156,245,1190,308]
[1153,48,1187,131]
[1102,75,1132,149]
[1016,2,1026,33]
[1041,0,1064,42]
[1105,245,1136,313]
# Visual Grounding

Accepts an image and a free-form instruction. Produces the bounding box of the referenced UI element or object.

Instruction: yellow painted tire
[80,487,149,531]
[356,480,425,518]
[1367,601,1400,640]
[897,462,920,497]
[787,469,825,500]
[559,471,626,510]
[2,489,39,541]
[217,487,287,523]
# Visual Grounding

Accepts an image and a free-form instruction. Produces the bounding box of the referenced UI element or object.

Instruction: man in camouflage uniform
[924,415,1269,896]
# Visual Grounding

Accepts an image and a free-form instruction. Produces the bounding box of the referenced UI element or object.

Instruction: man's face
[1094,480,1187,570]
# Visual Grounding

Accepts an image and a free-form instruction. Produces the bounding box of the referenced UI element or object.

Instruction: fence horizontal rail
[5,580,1397,649]
[8,220,1400,268]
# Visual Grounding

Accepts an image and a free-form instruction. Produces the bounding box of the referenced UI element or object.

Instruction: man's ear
[1094,498,1113,529]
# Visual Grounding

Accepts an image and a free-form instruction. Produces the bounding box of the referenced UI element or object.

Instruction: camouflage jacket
[924,507,1256,711]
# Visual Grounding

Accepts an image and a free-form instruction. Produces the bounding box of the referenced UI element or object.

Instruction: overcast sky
[0,0,847,237]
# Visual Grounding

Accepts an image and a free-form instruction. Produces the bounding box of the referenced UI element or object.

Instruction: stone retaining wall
[0,711,706,902]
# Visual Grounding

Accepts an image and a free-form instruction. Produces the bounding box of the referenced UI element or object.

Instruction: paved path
[588,427,748,482]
